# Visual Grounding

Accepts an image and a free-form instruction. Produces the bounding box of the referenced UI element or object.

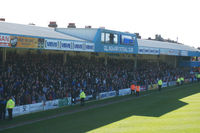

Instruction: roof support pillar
[105,54,107,66]
[88,52,91,60]
[63,52,67,65]
[174,56,177,68]
[157,55,160,66]
[134,55,137,69]
[2,48,6,67]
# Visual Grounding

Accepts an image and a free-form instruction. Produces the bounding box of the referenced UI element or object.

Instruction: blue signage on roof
[123,38,134,44]
[86,45,94,50]
[95,30,138,54]
[138,47,159,55]
[46,41,58,47]
[61,42,71,48]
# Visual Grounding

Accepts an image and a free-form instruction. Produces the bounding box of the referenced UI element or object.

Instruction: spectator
[0,53,194,106]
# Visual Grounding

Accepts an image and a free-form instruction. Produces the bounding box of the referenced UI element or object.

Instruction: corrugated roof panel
[0,22,84,41]
[56,28,98,41]
[138,39,199,52]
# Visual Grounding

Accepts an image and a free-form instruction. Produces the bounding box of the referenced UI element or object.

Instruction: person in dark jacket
[0,97,3,120]
[71,89,76,105]
[0,97,6,120]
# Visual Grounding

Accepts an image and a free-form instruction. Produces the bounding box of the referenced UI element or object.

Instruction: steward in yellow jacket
[6,97,15,120]
[80,90,86,106]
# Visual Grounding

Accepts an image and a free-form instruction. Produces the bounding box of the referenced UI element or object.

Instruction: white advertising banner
[29,103,43,113]
[60,41,73,50]
[45,39,60,49]
[12,106,21,117]
[73,42,86,51]
[85,43,95,52]
[180,51,188,56]
[44,99,59,110]
[20,105,30,115]
[119,88,131,96]
[0,34,10,47]
[138,47,159,55]
[99,91,116,99]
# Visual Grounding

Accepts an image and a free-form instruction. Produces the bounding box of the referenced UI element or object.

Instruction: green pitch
[1,83,200,133]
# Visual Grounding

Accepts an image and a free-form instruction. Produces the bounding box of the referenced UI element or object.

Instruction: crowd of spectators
[0,53,195,106]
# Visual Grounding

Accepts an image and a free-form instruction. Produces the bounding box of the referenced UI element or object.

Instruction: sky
[1,0,200,48]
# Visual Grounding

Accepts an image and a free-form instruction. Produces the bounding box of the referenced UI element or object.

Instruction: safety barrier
[99,91,116,99]
[9,79,193,117]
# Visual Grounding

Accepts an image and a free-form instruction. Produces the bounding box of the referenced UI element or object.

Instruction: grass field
[0,83,200,133]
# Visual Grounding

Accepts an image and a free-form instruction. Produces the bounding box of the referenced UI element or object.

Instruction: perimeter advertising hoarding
[180,51,188,56]
[10,36,38,48]
[168,49,179,56]
[60,41,73,50]
[46,39,95,52]
[73,42,95,52]
[160,49,179,56]
[103,45,134,53]
[138,47,159,55]
[148,84,158,90]
[0,34,10,47]
[45,39,60,50]
[85,42,95,52]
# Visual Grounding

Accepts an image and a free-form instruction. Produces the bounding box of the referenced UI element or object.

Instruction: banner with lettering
[45,39,60,50]
[10,36,38,48]
[0,34,10,47]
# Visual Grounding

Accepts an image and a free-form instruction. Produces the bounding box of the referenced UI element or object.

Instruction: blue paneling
[188,51,200,57]
[179,61,200,67]
[94,29,138,54]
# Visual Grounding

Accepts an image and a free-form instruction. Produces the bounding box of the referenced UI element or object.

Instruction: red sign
[0,35,10,47]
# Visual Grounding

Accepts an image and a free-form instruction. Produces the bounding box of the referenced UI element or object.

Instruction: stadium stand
[0,21,200,114]
[0,52,195,106]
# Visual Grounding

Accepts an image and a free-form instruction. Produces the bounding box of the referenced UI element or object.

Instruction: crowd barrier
[9,79,193,117]
[99,91,116,99]
[10,99,63,117]
[119,88,131,96]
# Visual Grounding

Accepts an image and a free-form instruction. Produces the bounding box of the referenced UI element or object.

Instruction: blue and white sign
[60,41,73,50]
[74,42,85,51]
[123,38,134,44]
[162,82,168,88]
[45,39,60,49]
[160,49,169,55]
[45,100,59,110]
[85,43,95,52]
[180,51,188,56]
[73,42,95,52]
[20,105,30,115]
[12,106,21,117]
[168,81,176,86]
[104,45,134,53]
[99,92,108,99]
[99,91,116,99]
[45,39,94,52]
[138,47,159,55]
[119,88,131,96]
[168,49,179,56]
[160,49,180,56]
[29,103,43,113]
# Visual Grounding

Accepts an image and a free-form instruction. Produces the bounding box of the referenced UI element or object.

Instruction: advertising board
[10,36,38,48]
[45,39,60,49]
[0,34,10,47]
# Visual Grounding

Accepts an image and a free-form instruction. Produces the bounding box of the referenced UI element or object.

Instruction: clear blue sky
[1,0,200,48]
